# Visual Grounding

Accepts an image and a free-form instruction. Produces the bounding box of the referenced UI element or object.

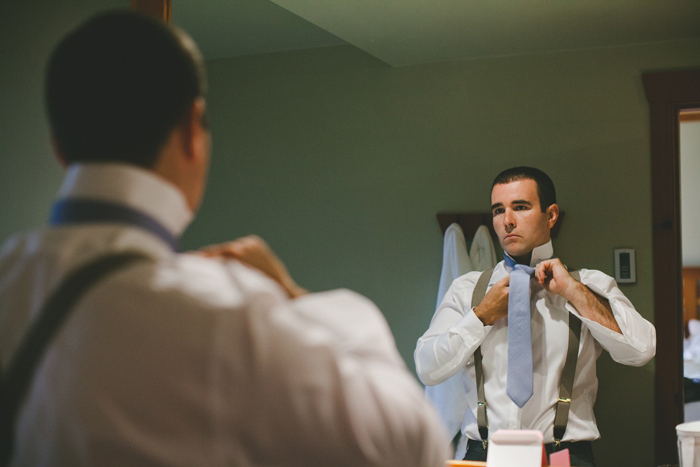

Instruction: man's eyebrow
[491,200,533,211]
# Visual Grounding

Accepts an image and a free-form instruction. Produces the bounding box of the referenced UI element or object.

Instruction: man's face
[490,179,557,259]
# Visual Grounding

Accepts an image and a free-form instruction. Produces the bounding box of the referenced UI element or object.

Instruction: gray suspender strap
[471,267,582,447]
[471,267,494,447]
[553,269,581,446]
[0,252,149,467]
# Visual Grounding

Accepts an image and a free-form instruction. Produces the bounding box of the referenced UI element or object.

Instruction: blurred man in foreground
[0,11,448,466]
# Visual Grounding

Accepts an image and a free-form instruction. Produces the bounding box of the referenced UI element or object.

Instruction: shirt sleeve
[414,271,493,386]
[565,268,656,366]
[239,288,451,467]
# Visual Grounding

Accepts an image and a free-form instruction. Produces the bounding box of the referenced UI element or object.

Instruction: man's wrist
[473,305,493,326]
[560,275,586,302]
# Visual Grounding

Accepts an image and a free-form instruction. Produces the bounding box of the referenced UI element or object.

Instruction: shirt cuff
[455,307,490,347]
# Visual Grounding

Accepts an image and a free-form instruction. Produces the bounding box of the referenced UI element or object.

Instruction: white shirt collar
[529,239,554,266]
[504,239,554,268]
[56,163,193,237]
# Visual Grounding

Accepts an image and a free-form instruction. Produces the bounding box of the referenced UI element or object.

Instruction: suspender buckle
[557,397,571,404]
[554,439,562,448]
[482,439,488,450]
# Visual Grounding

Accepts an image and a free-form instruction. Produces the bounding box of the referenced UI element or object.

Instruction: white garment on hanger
[469,225,497,271]
[428,222,474,458]
[436,223,473,307]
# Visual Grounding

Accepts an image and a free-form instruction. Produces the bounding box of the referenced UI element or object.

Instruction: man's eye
[492,209,504,216]
[514,205,528,211]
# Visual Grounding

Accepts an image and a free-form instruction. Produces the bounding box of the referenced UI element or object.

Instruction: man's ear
[182,97,208,163]
[51,134,68,168]
[546,203,560,229]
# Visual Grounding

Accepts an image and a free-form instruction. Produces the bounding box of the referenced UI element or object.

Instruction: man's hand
[535,258,621,334]
[198,235,308,299]
[474,275,510,326]
[534,258,578,299]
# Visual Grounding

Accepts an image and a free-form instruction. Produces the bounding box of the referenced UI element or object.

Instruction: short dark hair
[492,166,556,211]
[45,10,207,168]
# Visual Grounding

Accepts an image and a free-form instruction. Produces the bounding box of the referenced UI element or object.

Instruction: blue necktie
[49,198,180,251]
[504,255,535,408]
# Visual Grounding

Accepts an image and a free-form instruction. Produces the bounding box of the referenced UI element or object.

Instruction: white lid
[489,430,543,446]
[677,421,700,435]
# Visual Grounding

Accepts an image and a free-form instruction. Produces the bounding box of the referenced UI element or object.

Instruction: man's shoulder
[452,270,483,284]
[123,252,288,309]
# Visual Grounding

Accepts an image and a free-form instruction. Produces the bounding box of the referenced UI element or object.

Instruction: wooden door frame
[131,0,171,22]
[643,69,700,466]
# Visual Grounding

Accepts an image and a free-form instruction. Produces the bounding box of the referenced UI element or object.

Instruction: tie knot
[503,254,535,274]
[513,264,534,276]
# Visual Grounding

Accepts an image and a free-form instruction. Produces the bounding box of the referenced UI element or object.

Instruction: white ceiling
[173,0,700,66]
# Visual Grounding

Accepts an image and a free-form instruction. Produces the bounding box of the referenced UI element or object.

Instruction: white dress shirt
[0,163,449,466]
[414,241,656,450]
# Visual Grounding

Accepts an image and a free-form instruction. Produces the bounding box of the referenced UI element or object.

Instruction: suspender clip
[557,397,571,404]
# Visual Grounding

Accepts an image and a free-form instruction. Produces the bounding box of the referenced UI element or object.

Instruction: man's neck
[505,239,554,267]
[512,252,532,266]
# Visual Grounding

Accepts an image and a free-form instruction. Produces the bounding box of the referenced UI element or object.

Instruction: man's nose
[503,210,515,230]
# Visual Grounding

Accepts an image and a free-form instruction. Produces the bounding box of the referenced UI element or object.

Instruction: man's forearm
[564,281,622,334]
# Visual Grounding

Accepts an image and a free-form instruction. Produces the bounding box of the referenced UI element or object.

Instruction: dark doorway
[643,69,700,466]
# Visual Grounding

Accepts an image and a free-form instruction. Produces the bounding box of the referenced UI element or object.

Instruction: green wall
[192,40,700,466]
[0,1,128,241]
[3,2,700,465]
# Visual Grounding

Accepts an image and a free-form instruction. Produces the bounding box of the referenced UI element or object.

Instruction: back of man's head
[492,166,556,211]
[45,10,207,169]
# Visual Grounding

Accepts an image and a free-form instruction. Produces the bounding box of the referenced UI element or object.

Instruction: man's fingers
[536,260,555,283]
[198,235,268,259]
[198,236,305,299]
[496,275,510,287]
[198,244,240,259]
[534,264,543,283]
[536,265,547,284]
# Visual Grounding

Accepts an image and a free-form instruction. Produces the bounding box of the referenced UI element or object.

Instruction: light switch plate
[614,248,636,284]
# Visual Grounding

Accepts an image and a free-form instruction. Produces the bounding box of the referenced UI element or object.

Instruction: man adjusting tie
[415,166,655,466]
